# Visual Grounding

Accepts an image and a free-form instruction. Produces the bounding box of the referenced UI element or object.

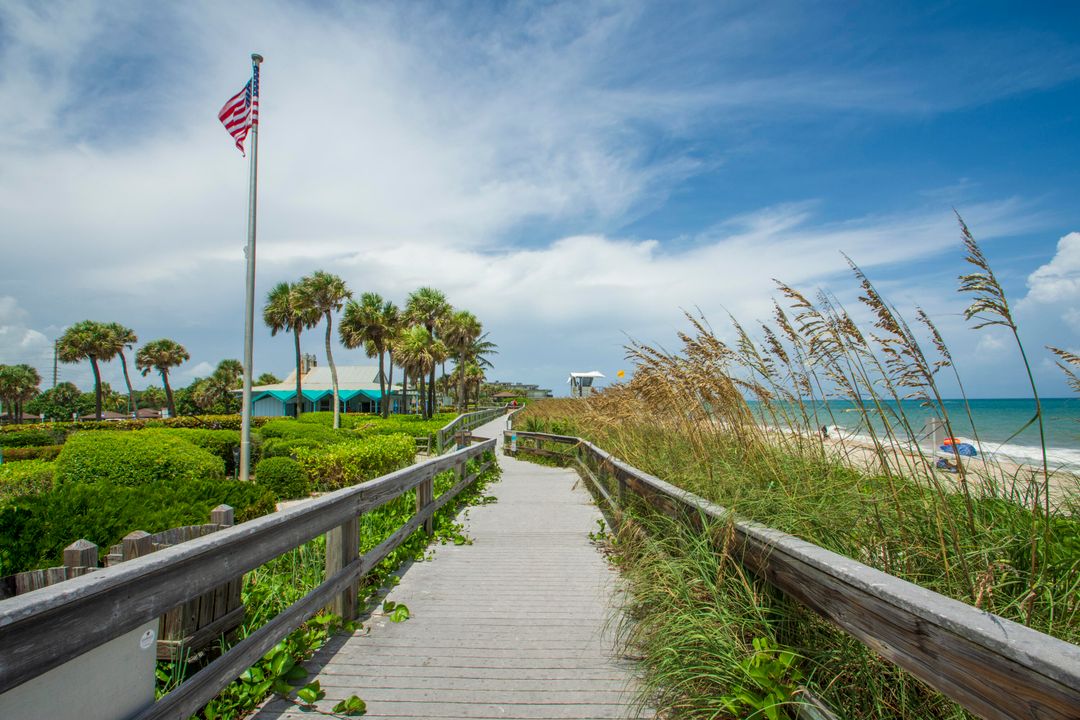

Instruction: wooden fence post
[210,504,235,527]
[122,530,152,560]
[63,539,98,570]
[417,468,435,536]
[325,516,359,620]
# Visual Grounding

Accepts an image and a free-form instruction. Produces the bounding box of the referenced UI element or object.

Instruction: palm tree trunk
[162,369,176,418]
[325,313,340,429]
[293,329,303,418]
[118,352,137,416]
[418,372,427,419]
[91,358,103,420]
[377,348,387,418]
[401,368,408,415]
[387,351,395,417]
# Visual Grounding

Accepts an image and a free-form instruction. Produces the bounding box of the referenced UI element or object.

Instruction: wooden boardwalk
[254,417,647,720]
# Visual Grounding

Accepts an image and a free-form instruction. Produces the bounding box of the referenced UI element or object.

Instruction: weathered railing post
[63,539,98,571]
[417,468,435,536]
[210,504,234,527]
[122,530,152,560]
[325,516,359,620]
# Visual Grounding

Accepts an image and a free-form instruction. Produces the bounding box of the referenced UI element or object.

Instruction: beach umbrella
[940,443,977,457]
[942,437,960,445]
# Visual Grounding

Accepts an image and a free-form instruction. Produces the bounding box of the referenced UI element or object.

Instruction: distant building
[488,381,554,399]
[568,371,604,398]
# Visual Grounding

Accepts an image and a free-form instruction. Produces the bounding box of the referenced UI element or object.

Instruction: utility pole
[53,340,58,388]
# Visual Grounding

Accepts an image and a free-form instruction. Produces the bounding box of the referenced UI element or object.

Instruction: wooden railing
[0,439,496,720]
[435,406,507,453]
[505,430,1080,720]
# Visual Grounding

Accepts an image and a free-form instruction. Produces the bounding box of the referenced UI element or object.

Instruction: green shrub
[1,444,63,462]
[294,434,415,491]
[350,415,453,441]
[0,414,269,438]
[258,418,342,443]
[0,428,63,448]
[255,457,308,500]
[0,478,275,576]
[54,431,225,486]
[0,459,54,502]
[143,428,243,474]
[261,436,324,459]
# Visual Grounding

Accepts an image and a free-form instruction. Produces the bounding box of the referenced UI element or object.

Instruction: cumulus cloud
[0,297,51,369]
[1025,232,1080,304]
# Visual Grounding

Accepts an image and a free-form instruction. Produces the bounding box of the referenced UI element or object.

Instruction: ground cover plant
[514,222,1079,719]
[157,453,501,719]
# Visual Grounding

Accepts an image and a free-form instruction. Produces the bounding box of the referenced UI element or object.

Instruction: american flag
[218,64,260,155]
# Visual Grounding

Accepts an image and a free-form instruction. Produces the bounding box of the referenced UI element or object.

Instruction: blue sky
[1,0,1079,399]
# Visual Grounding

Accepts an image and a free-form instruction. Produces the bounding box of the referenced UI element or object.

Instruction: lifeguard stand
[568,371,605,398]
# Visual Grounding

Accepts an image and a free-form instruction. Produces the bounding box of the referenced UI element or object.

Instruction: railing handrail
[435,406,507,453]
[0,439,496,712]
[505,429,1080,720]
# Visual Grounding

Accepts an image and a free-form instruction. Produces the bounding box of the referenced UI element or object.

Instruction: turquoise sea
[754,398,1080,471]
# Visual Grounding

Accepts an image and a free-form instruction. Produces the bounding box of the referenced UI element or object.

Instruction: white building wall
[253,396,286,417]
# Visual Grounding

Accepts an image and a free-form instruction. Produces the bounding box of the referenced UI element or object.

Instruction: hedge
[258,418,344,443]
[0,459,54,502]
[143,428,246,475]
[294,433,415,491]
[0,478,275,576]
[254,457,308,500]
[260,437,325,459]
[0,414,269,437]
[1,444,63,462]
[54,431,225,486]
[298,411,456,434]
[0,428,63,448]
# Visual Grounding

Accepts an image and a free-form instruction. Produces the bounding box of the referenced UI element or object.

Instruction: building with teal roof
[248,364,407,417]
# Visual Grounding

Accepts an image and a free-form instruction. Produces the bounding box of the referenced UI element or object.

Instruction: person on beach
[820,425,829,439]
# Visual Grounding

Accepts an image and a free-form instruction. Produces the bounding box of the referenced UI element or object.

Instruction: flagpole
[239,52,263,482]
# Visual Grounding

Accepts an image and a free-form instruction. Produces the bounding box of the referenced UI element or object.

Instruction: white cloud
[1025,232,1080,304]
[0,297,51,369]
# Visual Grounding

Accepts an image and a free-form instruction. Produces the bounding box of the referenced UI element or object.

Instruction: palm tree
[463,362,486,410]
[0,364,41,423]
[104,322,139,415]
[441,310,482,411]
[264,281,320,418]
[135,339,189,417]
[340,293,400,418]
[395,325,446,419]
[193,359,244,413]
[296,271,352,428]
[406,287,451,417]
[57,320,116,420]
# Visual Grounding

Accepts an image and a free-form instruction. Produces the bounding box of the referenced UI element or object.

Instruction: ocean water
[754,397,1080,471]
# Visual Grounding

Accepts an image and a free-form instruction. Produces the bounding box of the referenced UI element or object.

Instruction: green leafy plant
[0,444,63,462]
[333,695,367,715]
[0,459,54,502]
[254,456,309,500]
[54,430,225,486]
[293,434,415,491]
[382,600,410,622]
[720,636,803,720]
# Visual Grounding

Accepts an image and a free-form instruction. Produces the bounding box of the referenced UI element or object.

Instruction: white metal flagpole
[239,53,263,482]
